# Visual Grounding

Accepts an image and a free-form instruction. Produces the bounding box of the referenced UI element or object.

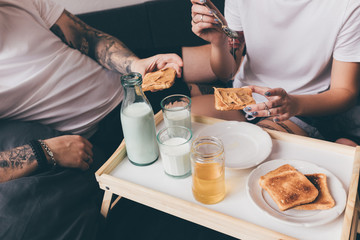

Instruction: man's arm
[0,145,38,183]
[0,135,94,183]
[50,10,139,74]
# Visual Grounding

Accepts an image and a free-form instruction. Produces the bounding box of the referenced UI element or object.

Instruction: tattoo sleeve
[50,10,137,74]
[0,145,37,182]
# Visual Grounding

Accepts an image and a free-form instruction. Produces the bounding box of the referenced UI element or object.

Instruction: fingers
[191,21,219,38]
[192,13,218,24]
[191,0,222,20]
[190,1,224,36]
[82,137,93,149]
[245,86,293,121]
[160,53,183,66]
[71,149,92,171]
[82,137,93,158]
[245,102,290,122]
[151,54,184,78]
[164,63,183,78]
[79,136,93,167]
[247,85,271,96]
[191,1,213,18]
[79,160,90,171]
[46,135,94,171]
[263,88,288,98]
[81,151,92,169]
[73,143,93,171]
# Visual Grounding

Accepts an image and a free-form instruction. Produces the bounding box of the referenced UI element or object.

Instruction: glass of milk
[160,94,191,131]
[156,126,192,178]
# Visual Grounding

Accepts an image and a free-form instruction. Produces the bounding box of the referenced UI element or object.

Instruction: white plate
[246,159,347,227]
[195,121,272,169]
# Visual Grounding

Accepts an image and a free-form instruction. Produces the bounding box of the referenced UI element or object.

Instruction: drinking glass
[160,94,191,130]
[157,126,192,178]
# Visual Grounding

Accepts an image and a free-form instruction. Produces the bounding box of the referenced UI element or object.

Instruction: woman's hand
[190,0,228,45]
[44,135,93,171]
[132,53,183,78]
[245,86,300,122]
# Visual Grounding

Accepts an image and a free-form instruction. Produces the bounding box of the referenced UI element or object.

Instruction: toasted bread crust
[213,87,256,111]
[259,164,319,211]
[294,173,335,210]
[142,68,176,92]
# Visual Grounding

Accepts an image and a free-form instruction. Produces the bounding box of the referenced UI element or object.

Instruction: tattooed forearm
[94,34,135,73]
[51,10,137,74]
[0,145,36,170]
[0,145,38,182]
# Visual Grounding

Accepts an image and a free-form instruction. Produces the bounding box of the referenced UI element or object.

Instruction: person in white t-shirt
[0,0,183,182]
[188,0,360,146]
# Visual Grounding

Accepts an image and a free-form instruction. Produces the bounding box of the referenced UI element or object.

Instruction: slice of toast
[213,87,256,111]
[293,173,335,210]
[142,68,176,92]
[259,164,319,211]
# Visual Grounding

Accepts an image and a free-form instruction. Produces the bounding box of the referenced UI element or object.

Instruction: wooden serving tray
[95,111,360,240]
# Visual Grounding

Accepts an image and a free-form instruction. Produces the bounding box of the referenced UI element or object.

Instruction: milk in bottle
[120,72,159,166]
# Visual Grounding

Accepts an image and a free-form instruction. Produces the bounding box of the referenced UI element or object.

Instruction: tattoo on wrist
[0,145,36,169]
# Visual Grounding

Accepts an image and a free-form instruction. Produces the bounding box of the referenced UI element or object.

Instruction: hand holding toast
[142,68,176,92]
[245,85,300,122]
[214,87,256,111]
[132,53,183,79]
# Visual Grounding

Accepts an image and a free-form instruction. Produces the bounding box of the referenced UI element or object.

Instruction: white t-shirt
[0,0,123,137]
[225,0,360,95]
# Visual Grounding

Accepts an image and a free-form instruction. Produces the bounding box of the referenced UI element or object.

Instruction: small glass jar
[190,136,226,204]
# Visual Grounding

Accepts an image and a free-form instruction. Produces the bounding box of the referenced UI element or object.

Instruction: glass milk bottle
[120,72,159,166]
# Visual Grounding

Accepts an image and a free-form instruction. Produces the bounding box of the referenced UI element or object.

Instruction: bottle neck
[121,72,151,109]
[123,84,146,101]
[121,72,142,86]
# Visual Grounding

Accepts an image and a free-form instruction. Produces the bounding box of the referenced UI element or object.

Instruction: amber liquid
[192,162,225,204]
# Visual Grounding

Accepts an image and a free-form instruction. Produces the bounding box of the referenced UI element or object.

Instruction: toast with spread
[142,68,176,92]
[213,87,256,111]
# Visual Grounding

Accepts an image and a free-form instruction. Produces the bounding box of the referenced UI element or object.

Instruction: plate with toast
[195,121,272,169]
[246,159,347,227]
